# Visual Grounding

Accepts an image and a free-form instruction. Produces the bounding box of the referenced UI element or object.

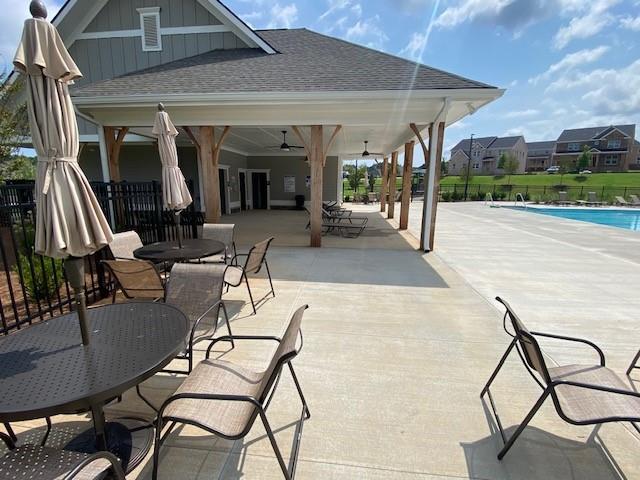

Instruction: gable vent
[137,7,162,52]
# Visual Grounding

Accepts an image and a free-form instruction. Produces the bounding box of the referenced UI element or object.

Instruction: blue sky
[2,0,640,162]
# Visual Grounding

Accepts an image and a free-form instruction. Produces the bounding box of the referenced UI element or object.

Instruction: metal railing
[0,180,203,335]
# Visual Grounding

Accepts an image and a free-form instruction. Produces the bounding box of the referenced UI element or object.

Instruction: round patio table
[0,302,189,472]
[133,238,225,262]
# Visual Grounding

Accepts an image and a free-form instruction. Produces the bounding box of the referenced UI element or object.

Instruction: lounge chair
[224,237,275,314]
[304,208,367,238]
[553,191,574,206]
[163,263,234,374]
[200,223,237,264]
[630,194,640,207]
[367,192,378,203]
[615,196,629,206]
[0,431,125,479]
[151,305,310,480]
[578,191,604,206]
[102,259,165,302]
[481,297,640,460]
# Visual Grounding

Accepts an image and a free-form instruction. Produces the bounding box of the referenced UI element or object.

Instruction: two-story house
[525,141,555,172]
[553,125,637,172]
[448,136,526,175]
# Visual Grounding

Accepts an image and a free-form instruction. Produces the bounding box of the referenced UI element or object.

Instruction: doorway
[251,172,268,210]
[239,171,247,211]
[218,169,227,215]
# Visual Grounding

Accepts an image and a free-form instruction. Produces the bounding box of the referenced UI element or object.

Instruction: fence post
[624,187,627,198]
[602,186,606,198]
[581,186,584,197]
[543,186,546,195]
[152,181,165,242]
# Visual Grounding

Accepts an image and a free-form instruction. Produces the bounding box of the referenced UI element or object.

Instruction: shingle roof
[527,141,555,149]
[557,125,635,142]
[490,136,523,148]
[451,136,497,152]
[71,28,495,97]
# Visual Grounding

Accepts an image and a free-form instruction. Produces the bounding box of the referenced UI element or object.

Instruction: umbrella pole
[174,210,183,248]
[64,257,90,346]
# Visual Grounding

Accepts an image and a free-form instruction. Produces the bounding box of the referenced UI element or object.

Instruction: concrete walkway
[4,205,640,479]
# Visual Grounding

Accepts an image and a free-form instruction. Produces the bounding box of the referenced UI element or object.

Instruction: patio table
[0,302,189,472]
[133,238,225,263]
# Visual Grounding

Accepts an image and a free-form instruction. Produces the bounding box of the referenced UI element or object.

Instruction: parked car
[579,170,592,174]
[546,166,560,174]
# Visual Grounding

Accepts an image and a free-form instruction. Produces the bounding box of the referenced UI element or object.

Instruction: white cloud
[351,4,363,17]
[620,15,640,31]
[435,0,513,28]
[345,16,389,49]
[319,0,352,21]
[504,109,540,118]
[553,0,619,49]
[266,3,298,29]
[529,45,609,85]
[400,32,428,60]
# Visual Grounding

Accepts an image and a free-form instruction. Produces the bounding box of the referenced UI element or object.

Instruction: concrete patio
[3,204,640,479]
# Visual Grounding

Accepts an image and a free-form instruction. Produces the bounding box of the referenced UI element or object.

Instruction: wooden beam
[410,123,429,168]
[309,125,324,247]
[399,141,414,230]
[214,126,232,152]
[428,122,445,250]
[323,125,342,163]
[387,151,398,219]
[291,126,311,157]
[103,126,128,182]
[199,126,220,223]
[380,156,389,213]
[182,126,200,150]
[410,123,431,248]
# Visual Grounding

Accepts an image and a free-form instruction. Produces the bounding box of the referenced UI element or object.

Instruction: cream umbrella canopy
[152,104,192,248]
[13,1,114,345]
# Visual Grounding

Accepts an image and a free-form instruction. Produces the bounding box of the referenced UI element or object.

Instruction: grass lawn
[440,172,640,187]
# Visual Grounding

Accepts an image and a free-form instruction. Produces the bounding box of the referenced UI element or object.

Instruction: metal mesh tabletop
[133,239,225,262]
[0,303,189,422]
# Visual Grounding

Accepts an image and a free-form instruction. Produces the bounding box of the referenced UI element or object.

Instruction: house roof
[557,124,635,142]
[71,28,495,98]
[451,136,497,152]
[489,136,523,148]
[527,140,555,152]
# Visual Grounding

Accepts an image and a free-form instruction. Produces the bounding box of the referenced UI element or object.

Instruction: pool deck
[3,203,640,479]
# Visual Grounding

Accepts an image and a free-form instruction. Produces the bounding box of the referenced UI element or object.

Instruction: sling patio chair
[554,191,574,206]
[304,208,368,238]
[0,431,125,479]
[578,191,605,206]
[615,196,629,206]
[108,230,143,260]
[630,194,640,207]
[481,296,640,460]
[161,263,234,375]
[200,223,237,264]
[151,305,310,480]
[224,237,275,315]
[102,259,166,303]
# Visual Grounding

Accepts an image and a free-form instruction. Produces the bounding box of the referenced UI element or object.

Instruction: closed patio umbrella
[13,1,114,345]
[152,104,192,247]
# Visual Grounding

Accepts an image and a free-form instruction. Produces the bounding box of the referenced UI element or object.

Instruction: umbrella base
[65,416,153,473]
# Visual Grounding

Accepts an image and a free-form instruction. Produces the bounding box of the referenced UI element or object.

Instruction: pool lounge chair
[630,194,640,207]
[615,196,629,206]
[578,191,605,207]
[481,297,640,460]
[553,191,574,206]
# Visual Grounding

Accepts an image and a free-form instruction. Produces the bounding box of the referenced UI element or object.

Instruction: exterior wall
[448,150,468,175]
[219,150,248,209]
[246,156,339,206]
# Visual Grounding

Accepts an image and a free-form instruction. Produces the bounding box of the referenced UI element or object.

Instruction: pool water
[510,207,640,231]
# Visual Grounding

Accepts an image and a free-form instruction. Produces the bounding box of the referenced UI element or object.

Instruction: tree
[502,154,520,185]
[558,158,573,185]
[0,73,28,168]
[459,164,473,184]
[0,155,36,181]
[497,152,507,170]
[347,165,366,196]
[577,146,591,172]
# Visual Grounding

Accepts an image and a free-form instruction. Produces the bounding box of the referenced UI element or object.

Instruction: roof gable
[490,136,524,149]
[451,136,497,152]
[557,124,635,142]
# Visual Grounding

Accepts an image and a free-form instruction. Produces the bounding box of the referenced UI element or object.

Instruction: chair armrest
[63,451,125,480]
[206,335,281,359]
[552,380,640,400]
[160,393,262,419]
[531,331,605,366]
[229,253,249,265]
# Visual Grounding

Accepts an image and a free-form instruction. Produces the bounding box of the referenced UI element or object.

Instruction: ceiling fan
[344,140,385,159]
[267,130,306,152]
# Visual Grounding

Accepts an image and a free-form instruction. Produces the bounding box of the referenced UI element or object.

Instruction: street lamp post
[463,133,474,201]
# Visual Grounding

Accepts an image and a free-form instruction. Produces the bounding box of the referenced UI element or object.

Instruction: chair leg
[481,339,517,398]
[265,260,275,298]
[497,390,550,460]
[627,349,640,376]
[245,274,257,315]
[220,301,235,349]
[40,417,52,446]
[288,363,310,420]
[259,410,293,480]
[3,423,17,443]
[151,418,164,480]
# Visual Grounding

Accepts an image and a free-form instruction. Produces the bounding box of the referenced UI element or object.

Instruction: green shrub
[441,191,452,202]
[344,195,350,202]
[451,191,463,201]
[14,253,64,301]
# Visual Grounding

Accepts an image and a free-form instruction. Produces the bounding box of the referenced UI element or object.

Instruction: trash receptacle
[294,195,305,210]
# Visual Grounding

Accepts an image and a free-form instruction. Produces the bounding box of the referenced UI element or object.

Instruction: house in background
[526,141,555,172]
[553,125,638,172]
[448,136,526,175]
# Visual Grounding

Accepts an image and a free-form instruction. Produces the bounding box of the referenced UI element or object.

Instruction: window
[138,7,162,52]
[567,143,580,152]
[473,163,480,169]
[607,139,621,149]
[604,155,618,166]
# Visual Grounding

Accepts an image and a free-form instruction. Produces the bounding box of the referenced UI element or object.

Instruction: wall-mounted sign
[284,175,296,193]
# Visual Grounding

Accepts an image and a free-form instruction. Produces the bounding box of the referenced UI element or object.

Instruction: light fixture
[280,131,291,152]
[362,140,370,157]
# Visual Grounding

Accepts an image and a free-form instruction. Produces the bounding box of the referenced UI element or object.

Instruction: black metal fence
[439,183,640,203]
[0,180,203,335]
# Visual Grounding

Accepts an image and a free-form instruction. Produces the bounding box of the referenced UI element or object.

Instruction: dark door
[239,172,247,211]
[251,172,268,209]
[218,169,227,215]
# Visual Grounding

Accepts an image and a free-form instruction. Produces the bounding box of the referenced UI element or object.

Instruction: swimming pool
[509,207,640,231]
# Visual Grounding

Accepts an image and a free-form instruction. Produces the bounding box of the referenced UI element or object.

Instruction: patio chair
[367,192,378,203]
[151,305,310,480]
[0,431,125,479]
[615,196,629,206]
[554,191,574,206]
[108,230,143,260]
[102,259,165,303]
[200,223,237,264]
[224,237,275,314]
[162,263,234,374]
[578,191,604,206]
[630,194,640,207]
[481,297,640,460]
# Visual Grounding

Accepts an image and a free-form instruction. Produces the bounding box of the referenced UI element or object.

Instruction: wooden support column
[428,122,446,250]
[387,151,398,219]
[380,156,389,213]
[196,126,231,223]
[410,123,430,248]
[399,141,415,230]
[309,125,324,247]
[103,126,128,182]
